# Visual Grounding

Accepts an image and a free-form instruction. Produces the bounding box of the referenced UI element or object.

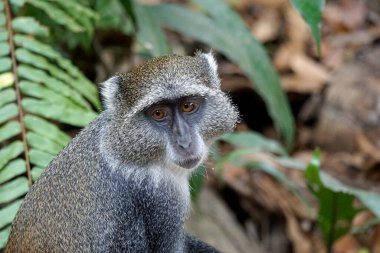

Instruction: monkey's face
[100,53,238,170]
[144,96,207,169]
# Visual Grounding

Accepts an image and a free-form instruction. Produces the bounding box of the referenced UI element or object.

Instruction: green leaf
[9,0,26,7]
[0,141,23,171]
[19,80,89,111]
[146,2,295,147]
[16,49,98,108]
[0,226,11,249]
[0,103,18,124]
[29,149,55,168]
[14,35,58,59]
[0,29,8,42]
[27,132,64,155]
[22,98,97,127]
[13,37,100,108]
[16,48,51,69]
[190,166,205,200]
[119,0,137,28]
[24,115,71,147]
[246,161,309,207]
[305,150,358,246]
[27,0,84,33]
[55,64,99,108]
[18,65,91,110]
[95,0,133,34]
[291,0,325,55]
[31,166,44,182]
[220,131,287,155]
[56,65,99,105]
[0,121,21,143]
[0,88,16,107]
[12,17,49,38]
[135,4,171,57]
[52,0,97,42]
[52,0,98,22]
[218,149,309,208]
[0,42,9,57]
[0,58,12,72]
[0,15,4,26]
[0,177,29,204]
[0,199,22,228]
[0,72,14,89]
[354,190,380,218]
[318,173,380,219]
[0,159,25,184]
[276,154,380,219]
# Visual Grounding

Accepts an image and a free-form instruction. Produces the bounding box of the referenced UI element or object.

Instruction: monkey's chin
[175,157,202,169]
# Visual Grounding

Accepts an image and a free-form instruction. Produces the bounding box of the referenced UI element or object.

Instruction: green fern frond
[0,0,99,247]
[10,0,98,49]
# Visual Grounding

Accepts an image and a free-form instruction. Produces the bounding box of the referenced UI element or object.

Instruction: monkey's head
[100,52,238,171]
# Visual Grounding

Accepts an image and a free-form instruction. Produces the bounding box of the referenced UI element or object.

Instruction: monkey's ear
[201,52,218,73]
[101,75,121,110]
[197,52,220,88]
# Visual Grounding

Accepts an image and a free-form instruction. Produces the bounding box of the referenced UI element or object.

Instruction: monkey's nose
[177,136,192,149]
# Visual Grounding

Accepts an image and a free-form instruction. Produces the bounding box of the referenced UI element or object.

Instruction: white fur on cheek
[101,76,120,110]
[165,132,208,172]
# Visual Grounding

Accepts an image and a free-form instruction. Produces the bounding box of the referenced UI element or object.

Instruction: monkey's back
[5,115,106,252]
[6,113,188,253]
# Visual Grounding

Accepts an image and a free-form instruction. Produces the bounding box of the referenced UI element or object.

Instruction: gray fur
[6,53,238,253]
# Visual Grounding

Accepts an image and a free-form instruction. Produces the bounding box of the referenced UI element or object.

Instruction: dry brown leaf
[222,163,252,196]
[251,9,280,42]
[321,44,347,71]
[137,0,163,4]
[235,0,286,9]
[324,1,367,31]
[356,133,380,162]
[281,75,326,93]
[254,173,310,217]
[370,226,380,253]
[352,211,374,227]
[274,4,310,71]
[278,53,329,93]
[285,4,309,51]
[290,54,329,84]
[220,75,252,92]
[332,234,361,253]
[275,44,294,71]
[286,213,326,253]
[235,122,251,132]
[221,152,314,218]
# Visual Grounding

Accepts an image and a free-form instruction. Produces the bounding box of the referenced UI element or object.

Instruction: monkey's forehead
[120,55,205,80]
[114,54,220,110]
[120,72,217,109]
[128,84,219,114]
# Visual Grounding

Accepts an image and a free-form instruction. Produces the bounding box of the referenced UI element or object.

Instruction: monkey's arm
[184,233,222,253]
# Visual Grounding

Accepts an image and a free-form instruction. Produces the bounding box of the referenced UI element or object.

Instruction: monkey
[6,52,238,253]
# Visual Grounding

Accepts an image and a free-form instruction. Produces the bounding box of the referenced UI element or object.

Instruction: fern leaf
[0,0,100,247]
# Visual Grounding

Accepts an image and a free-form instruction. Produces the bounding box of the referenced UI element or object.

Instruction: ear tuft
[101,75,121,110]
[196,51,220,88]
[202,52,218,73]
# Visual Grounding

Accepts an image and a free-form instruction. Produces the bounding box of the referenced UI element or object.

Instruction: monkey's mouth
[176,156,202,169]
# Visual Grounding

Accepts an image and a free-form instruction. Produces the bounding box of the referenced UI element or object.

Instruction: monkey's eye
[181,101,198,113]
[151,109,167,121]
